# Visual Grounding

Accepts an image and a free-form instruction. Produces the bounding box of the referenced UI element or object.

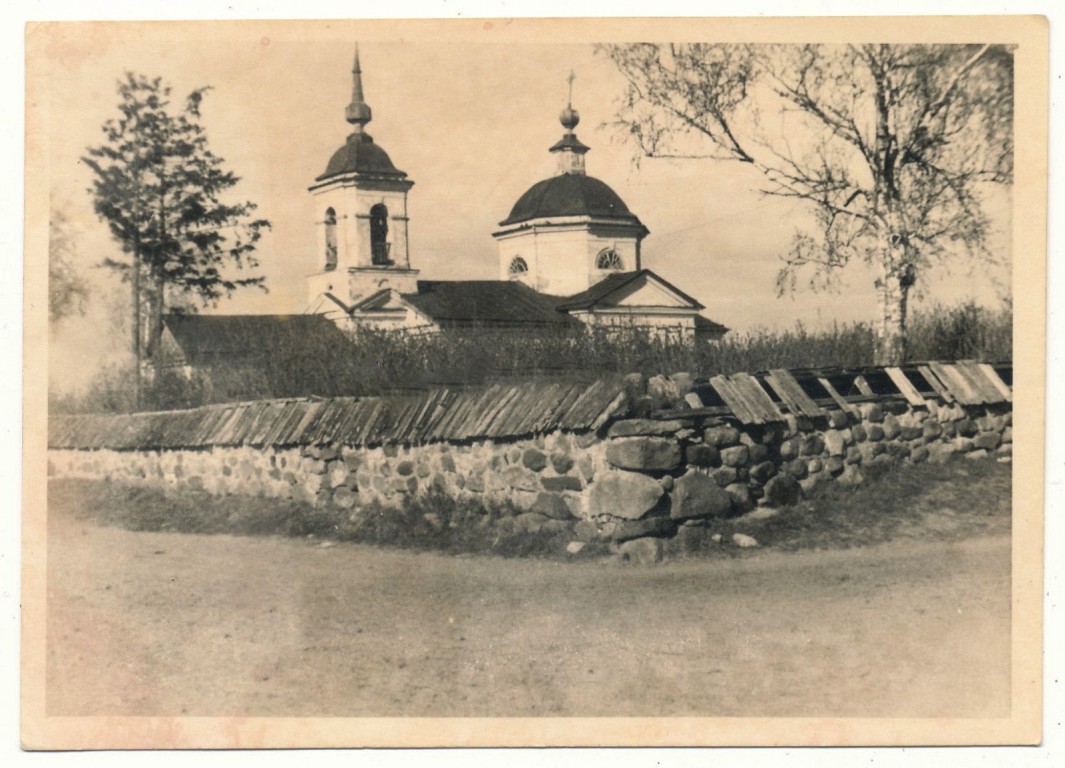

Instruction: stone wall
[48,378,1012,559]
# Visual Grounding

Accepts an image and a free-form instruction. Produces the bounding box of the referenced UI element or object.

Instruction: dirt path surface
[46,507,1011,718]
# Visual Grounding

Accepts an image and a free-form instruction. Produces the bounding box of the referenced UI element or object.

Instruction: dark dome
[316,132,407,182]
[499,174,643,227]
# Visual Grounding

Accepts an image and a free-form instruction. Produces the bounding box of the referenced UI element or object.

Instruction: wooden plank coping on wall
[816,376,861,416]
[928,362,982,405]
[954,361,1008,404]
[977,363,1013,402]
[884,367,928,407]
[764,369,825,418]
[917,365,956,403]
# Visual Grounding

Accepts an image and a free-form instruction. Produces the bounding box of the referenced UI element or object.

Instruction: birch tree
[601,43,1013,364]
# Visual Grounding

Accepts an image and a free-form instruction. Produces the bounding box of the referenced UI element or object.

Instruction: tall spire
[551,69,589,175]
[345,44,373,131]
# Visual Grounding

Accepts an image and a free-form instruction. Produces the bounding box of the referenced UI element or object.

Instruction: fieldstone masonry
[48,371,1013,558]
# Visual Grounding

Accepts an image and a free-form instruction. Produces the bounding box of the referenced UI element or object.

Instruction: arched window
[508,256,529,277]
[596,247,623,270]
[324,208,337,271]
[370,204,391,265]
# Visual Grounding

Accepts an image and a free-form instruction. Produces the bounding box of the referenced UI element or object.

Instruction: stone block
[514,512,549,535]
[659,475,674,492]
[800,434,825,456]
[550,452,574,474]
[923,420,944,440]
[823,430,847,456]
[332,487,357,509]
[617,536,665,564]
[396,460,415,476]
[799,476,821,496]
[647,375,681,405]
[530,492,576,520]
[541,475,583,492]
[732,533,759,548]
[711,466,737,487]
[806,457,823,474]
[866,425,885,442]
[974,432,1002,451]
[965,449,990,461]
[763,474,801,506]
[574,519,601,542]
[851,424,867,442]
[391,476,417,494]
[825,456,845,476]
[859,441,886,462]
[501,465,537,492]
[910,446,929,464]
[685,444,720,467]
[885,442,911,460]
[704,426,741,448]
[565,541,585,556]
[440,454,457,473]
[521,448,548,472]
[325,460,348,488]
[587,470,664,520]
[860,403,885,423]
[827,409,851,429]
[748,443,770,463]
[778,437,799,461]
[612,516,676,542]
[670,469,733,520]
[784,458,808,479]
[720,445,749,468]
[749,460,776,483]
[882,415,901,440]
[1002,426,1012,444]
[608,419,690,438]
[605,437,682,471]
[900,426,923,441]
[955,418,978,437]
[301,457,327,475]
[725,482,753,513]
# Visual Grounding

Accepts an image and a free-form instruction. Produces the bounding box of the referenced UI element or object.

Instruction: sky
[37,22,1012,389]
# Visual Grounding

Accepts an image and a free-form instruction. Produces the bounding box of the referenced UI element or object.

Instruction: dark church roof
[160,314,352,365]
[315,133,408,183]
[402,281,579,329]
[556,269,705,311]
[499,174,646,228]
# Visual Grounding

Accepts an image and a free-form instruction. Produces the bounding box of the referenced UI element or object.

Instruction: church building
[305,49,727,341]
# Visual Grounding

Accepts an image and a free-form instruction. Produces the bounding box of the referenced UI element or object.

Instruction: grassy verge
[49,455,1010,559]
[695,457,1011,555]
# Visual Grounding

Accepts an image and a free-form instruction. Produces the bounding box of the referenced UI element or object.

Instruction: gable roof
[161,314,353,366]
[555,269,705,312]
[402,281,580,329]
[695,314,730,337]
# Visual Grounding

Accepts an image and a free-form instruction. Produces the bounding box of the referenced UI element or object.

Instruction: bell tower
[307,45,418,311]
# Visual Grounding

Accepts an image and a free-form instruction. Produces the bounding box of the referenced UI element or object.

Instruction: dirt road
[46,507,1011,718]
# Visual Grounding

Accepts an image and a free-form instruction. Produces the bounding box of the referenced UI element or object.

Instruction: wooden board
[765,369,825,418]
[853,375,874,396]
[955,361,1008,404]
[709,373,783,424]
[816,376,861,416]
[917,365,956,403]
[929,362,983,405]
[884,367,928,407]
[977,363,1013,402]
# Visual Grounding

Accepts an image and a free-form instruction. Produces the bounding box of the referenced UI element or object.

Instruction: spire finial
[560,69,580,131]
[346,43,373,131]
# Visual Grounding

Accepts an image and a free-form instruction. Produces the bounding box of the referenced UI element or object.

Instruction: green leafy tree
[602,44,1013,364]
[83,73,270,404]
